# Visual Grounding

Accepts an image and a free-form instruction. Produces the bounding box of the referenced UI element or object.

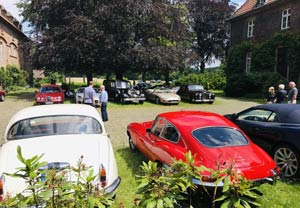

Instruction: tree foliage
[18,0,190,82]
[188,0,235,72]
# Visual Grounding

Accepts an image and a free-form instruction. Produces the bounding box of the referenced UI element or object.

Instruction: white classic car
[75,87,101,106]
[0,104,120,199]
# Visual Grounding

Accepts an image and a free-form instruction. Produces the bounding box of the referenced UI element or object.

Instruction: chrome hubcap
[274,147,298,177]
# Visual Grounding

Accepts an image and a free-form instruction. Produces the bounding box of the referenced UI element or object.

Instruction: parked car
[103,80,145,104]
[0,104,121,199]
[75,87,101,106]
[177,84,215,104]
[127,111,278,186]
[35,84,64,104]
[0,90,5,101]
[224,104,300,178]
[145,86,181,104]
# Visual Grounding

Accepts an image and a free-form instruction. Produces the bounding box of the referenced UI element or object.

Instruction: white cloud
[0,0,22,21]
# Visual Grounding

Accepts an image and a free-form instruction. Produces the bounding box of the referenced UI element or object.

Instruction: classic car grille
[46,96,52,101]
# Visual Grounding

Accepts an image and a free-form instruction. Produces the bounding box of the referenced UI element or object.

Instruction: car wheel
[0,95,4,101]
[155,97,160,104]
[190,96,195,103]
[273,145,300,178]
[139,101,144,104]
[128,132,137,152]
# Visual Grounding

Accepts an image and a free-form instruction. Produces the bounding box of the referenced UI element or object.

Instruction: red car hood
[194,144,276,180]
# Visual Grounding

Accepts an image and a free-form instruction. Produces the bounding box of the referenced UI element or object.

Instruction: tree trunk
[86,73,93,85]
[165,71,170,86]
[200,61,205,73]
[142,71,146,82]
[115,71,123,80]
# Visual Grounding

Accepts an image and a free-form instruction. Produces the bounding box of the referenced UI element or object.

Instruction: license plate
[45,102,53,105]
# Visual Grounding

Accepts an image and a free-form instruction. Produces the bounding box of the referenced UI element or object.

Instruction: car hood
[196,144,276,180]
[156,93,180,100]
[0,134,116,195]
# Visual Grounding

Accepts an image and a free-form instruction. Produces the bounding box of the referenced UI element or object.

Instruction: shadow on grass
[7,91,35,102]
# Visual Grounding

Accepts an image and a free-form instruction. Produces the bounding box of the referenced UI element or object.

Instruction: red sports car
[35,84,64,104]
[127,111,279,185]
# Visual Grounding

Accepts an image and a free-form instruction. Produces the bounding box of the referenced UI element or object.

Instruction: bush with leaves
[174,69,226,90]
[0,146,113,208]
[135,152,267,208]
[0,65,28,90]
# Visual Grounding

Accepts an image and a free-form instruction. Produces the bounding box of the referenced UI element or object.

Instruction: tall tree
[188,0,235,72]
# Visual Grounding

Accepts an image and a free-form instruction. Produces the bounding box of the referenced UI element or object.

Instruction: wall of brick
[230,0,300,46]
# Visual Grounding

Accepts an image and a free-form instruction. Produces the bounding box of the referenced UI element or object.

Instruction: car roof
[7,104,102,126]
[251,104,300,123]
[158,111,235,131]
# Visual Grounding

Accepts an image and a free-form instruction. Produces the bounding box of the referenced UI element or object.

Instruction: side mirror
[146,128,151,133]
[231,113,238,120]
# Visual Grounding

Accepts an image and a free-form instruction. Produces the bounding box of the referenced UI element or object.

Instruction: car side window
[161,124,179,143]
[237,109,273,122]
[151,118,165,136]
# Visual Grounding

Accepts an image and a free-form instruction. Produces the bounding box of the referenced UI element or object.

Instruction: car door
[234,109,280,152]
[149,119,187,165]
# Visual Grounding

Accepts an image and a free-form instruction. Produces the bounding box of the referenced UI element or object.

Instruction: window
[8,115,103,140]
[245,52,252,73]
[151,118,165,136]
[161,124,179,143]
[192,127,248,147]
[9,44,17,57]
[247,19,254,37]
[281,8,291,30]
[237,109,274,122]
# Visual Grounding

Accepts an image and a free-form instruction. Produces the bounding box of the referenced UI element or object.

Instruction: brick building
[0,5,31,76]
[229,0,300,80]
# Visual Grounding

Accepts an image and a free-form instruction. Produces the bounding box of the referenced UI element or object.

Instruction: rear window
[8,115,103,140]
[192,127,248,147]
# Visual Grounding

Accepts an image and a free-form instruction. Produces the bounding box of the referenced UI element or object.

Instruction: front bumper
[124,97,146,102]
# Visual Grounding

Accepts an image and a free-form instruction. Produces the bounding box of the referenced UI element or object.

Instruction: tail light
[0,176,4,201]
[100,164,107,188]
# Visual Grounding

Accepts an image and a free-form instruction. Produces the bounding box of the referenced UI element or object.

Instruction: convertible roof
[253,104,300,124]
[158,111,235,131]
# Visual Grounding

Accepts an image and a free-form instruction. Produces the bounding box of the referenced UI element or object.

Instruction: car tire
[128,132,137,152]
[189,96,195,103]
[0,95,4,101]
[273,144,300,178]
[139,101,144,104]
[155,97,160,104]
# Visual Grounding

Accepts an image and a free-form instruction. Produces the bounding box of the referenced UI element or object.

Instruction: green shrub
[174,69,226,90]
[0,146,113,208]
[224,72,287,97]
[0,65,28,89]
[135,152,265,208]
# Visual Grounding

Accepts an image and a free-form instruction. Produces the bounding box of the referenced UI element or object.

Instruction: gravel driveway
[0,94,259,147]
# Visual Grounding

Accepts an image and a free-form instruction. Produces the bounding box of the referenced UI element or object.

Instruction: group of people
[265,81,298,104]
[83,81,108,122]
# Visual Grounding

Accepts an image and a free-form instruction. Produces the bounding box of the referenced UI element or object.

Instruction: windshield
[154,87,171,93]
[115,81,131,89]
[8,115,103,140]
[40,86,61,93]
[188,85,204,91]
[192,127,248,147]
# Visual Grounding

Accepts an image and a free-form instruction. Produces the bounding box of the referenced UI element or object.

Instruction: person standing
[288,81,298,104]
[83,81,96,106]
[275,84,287,103]
[99,85,108,122]
[265,86,276,104]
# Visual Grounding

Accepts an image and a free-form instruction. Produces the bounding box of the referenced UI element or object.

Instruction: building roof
[233,0,276,17]
[0,4,26,38]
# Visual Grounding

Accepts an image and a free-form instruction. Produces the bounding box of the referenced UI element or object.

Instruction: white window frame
[245,52,252,73]
[247,19,254,38]
[281,8,291,30]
